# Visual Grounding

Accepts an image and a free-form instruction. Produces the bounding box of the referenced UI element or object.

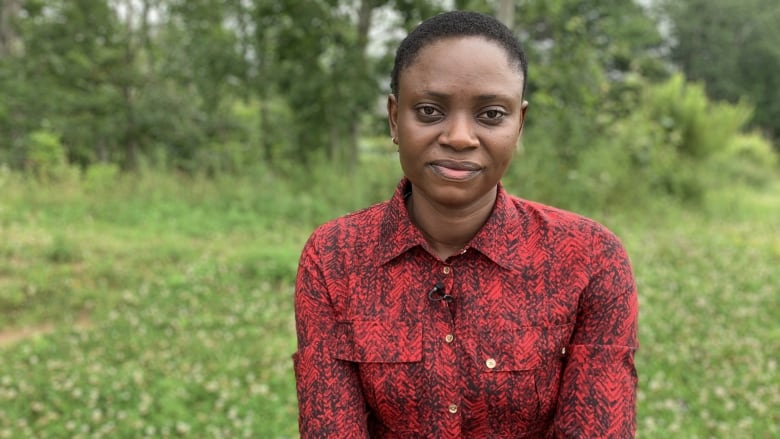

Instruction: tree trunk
[259,98,273,164]
[140,0,155,72]
[345,0,376,171]
[233,0,252,103]
[121,0,138,170]
[0,0,22,57]
[496,0,515,30]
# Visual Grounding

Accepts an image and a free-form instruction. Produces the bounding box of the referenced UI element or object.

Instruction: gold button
[485,358,496,369]
[445,334,454,343]
[442,266,451,274]
[448,404,458,414]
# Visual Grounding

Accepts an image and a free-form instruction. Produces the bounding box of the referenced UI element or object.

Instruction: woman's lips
[429,160,482,181]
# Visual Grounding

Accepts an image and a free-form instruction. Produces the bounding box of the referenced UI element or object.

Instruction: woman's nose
[439,114,478,150]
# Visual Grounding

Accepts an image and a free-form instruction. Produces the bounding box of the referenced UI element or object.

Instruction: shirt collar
[376,178,428,265]
[467,182,521,270]
[377,178,521,270]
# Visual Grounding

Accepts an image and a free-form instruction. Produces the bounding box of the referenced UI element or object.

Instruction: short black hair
[390,11,528,98]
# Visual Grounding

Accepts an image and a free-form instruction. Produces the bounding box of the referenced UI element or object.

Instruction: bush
[22,130,69,180]
[711,132,779,188]
[549,74,763,209]
[639,74,753,159]
[83,163,121,193]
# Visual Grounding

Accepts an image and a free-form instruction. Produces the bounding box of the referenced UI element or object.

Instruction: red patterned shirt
[294,179,638,438]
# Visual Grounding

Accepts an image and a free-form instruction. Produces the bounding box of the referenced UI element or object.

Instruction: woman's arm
[551,231,639,438]
[293,237,370,438]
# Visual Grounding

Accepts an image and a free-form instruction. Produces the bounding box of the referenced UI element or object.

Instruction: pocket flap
[334,320,423,363]
[477,324,572,371]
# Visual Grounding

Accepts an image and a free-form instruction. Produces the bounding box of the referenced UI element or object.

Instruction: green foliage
[639,74,752,159]
[712,132,779,188]
[22,130,65,173]
[83,162,121,193]
[500,0,673,211]
[28,0,129,166]
[47,234,82,264]
[516,0,667,162]
[2,0,440,172]
[555,74,765,209]
[613,74,758,201]
[265,0,399,167]
[0,0,777,213]
[661,0,780,142]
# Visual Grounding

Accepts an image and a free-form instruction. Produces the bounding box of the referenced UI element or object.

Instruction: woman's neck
[407,186,497,260]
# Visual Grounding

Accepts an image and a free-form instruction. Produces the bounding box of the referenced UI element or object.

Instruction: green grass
[622,188,780,437]
[0,165,778,438]
[0,170,307,438]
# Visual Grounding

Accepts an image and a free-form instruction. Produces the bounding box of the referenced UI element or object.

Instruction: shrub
[22,130,68,180]
[83,163,121,193]
[711,132,779,188]
[639,74,753,159]
[563,74,760,208]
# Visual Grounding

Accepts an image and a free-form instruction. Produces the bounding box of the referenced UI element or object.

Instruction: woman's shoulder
[306,199,392,247]
[509,195,624,246]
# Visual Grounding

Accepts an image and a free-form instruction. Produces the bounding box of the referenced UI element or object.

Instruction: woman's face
[388,36,528,210]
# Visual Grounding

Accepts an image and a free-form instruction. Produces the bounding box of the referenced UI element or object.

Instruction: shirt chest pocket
[333,320,424,434]
[468,323,574,422]
[333,319,423,362]
[474,324,572,370]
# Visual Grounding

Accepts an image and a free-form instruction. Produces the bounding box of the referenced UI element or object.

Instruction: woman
[293,11,638,438]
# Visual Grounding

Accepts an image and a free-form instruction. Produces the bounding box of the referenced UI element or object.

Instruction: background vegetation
[1,0,779,437]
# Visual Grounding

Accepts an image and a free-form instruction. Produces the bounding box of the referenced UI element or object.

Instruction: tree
[661,0,780,143]
[0,0,25,164]
[263,0,397,169]
[515,0,666,162]
[0,0,132,168]
[0,0,674,177]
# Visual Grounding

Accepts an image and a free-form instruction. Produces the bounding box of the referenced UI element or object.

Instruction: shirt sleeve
[550,230,639,438]
[293,234,370,438]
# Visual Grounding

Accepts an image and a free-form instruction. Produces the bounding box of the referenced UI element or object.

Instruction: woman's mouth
[429,160,483,181]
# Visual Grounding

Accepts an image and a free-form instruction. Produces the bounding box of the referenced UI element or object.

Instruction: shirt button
[442,266,451,275]
[448,404,458,414]
[485,358,497,369]
[561,347,567,355]
[445,334,454,343]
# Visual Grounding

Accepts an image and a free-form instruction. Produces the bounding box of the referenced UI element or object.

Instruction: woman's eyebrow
[420,90,515,102]
[421,90,449,99]
[475,94,500,101]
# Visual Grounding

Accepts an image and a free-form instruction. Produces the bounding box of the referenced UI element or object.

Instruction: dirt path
[0,323,56,348]
[0,315,92,348]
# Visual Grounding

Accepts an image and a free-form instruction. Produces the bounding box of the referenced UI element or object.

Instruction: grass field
[0,165,778,438]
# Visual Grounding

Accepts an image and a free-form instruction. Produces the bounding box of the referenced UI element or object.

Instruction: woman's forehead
[398,37,525,98]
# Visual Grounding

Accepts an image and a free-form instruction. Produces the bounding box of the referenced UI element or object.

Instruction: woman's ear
[518,100,529,134]
[387,94,399,140]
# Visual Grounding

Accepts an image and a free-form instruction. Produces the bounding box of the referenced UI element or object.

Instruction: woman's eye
[416,105,442,119]
[479,109,506,122]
